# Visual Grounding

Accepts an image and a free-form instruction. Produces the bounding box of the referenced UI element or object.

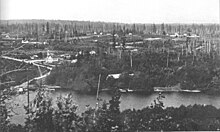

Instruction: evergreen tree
[152,24,157,34]
[35,24,39,41]
[161,23,166,35]
[132,24,136,34]
[122,26,126,48]
[46,22,50,34]
[112,24,116,48]
[178,24,181,34]
[42,24,45,32]
[108,89,122,131]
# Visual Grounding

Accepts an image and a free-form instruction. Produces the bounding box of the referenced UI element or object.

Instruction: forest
[46,46,220,94]
[2,20,219,94]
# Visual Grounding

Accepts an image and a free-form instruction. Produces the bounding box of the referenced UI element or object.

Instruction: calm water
[10,90,220,125]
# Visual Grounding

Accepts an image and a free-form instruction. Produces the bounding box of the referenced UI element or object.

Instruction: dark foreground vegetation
[1,90,220,132]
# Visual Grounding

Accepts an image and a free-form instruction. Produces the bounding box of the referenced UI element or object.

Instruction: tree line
[1,20,220,42]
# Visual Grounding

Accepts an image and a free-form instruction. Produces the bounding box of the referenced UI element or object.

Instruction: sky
[0,0,219,24]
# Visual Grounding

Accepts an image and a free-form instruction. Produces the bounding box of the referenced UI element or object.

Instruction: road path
[1,55,53,89]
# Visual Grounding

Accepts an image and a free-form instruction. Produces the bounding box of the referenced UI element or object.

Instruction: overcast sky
[0,0,219,24]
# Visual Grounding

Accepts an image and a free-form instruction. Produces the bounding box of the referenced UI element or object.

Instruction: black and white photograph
[0,0,220,131]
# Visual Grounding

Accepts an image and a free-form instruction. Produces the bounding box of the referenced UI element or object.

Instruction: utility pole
[192,41,195,65]
[93,74,102,124]
[130,51,133,68]
[166,49,169,67]
[95,74,101,110]
[181,44,184,55]
[27,75,30,114]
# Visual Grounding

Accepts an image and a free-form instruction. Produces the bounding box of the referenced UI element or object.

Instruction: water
[9,90,220,125]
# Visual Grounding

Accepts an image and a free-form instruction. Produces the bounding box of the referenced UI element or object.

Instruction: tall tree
[161,23,166,35]
[42,24,45,32]
[152,24,157,34]
[122,25,126,48]
[143,24,146,31]
[178,24,181,34]
[46,22,50,34]
[112,24,116,48]
[168,25,172,34]
[35,24,39,41]
[132,24,136,34]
